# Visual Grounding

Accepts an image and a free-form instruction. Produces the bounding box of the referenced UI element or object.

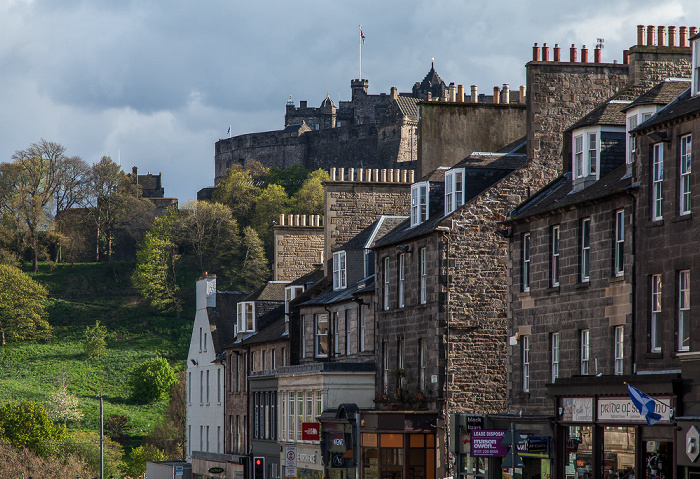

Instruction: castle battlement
[328,167,415,184]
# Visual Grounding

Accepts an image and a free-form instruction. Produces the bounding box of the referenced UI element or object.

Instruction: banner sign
[471,430,508,457]
[561,397,593,422]
[597,397,672,423]
[301,422,320,441]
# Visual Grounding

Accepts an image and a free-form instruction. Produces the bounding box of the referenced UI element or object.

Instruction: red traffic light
[255,459,262,466]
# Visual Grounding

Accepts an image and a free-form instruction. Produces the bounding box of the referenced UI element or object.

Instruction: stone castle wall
[273,214,324,282]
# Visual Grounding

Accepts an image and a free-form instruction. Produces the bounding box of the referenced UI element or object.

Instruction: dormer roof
[622,80,691,112]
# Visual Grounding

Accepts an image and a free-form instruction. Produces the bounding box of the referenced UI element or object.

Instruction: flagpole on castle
[359,25,364,79]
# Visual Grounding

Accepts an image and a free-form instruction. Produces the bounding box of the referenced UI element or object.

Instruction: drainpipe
[436,225,451,475]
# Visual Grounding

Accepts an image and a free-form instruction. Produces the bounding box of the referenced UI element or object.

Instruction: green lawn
[0,261,194,443]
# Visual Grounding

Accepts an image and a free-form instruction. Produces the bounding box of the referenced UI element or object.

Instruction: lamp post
[96,394,105,479]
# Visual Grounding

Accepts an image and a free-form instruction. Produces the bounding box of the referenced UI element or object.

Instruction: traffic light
[253,457,265,479]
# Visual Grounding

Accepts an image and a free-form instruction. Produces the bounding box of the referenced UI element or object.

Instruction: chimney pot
[532,43,540,61]
[594,48,602,63]
[554,43,561,61]
[409,170,415,183]
[623,50,629,65]
[381,169,387,182]
[301,215,307,226]
[542,43,549,61]
[581,45,588,63]
[338,167,345,181]
[401,169,408,182]
[373,169,379,182]
[330,167,337,181]
[493,86,500,104]
[668,26,677,46]
[570,44,577,62]
[448,83,456,102]
[691,26,698,38]
[647,25,655,46]
[658,25,666,46]
[519,85,526,104]
[637,25,645,46]
[502,84,510,103]
[279,214,285,226]
[680,26,688,47]
[471,85,478,103]
[457,84,465,102]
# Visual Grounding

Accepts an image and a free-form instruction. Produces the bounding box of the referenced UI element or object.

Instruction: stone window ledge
[609,275,625,283]
[576,282,590,290]
[672,213,692,223]
[644,352,662,359]
[647,219,664,227]
[545,286,560,294]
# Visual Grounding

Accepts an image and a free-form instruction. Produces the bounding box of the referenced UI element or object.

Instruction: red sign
[301,422,320,441]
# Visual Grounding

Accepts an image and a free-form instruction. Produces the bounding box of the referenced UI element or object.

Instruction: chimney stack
[532,43,540,61]
[471,85,478,103]
[554,44,561,61]
[570,44,577,62]
[390,86,398,100]
[542,43,549,61]
[493,86,500,104]
[647,25,655,46]
[581,45,588,63]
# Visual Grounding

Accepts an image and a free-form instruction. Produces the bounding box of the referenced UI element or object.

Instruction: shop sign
[285,444,297,477]
[466,415,483,430]
[301,422,320,441]
[597,397,672,423]
[208,467,224,474]
[470,430,508,457]
[517,435,549,458]
[561,397,593,422]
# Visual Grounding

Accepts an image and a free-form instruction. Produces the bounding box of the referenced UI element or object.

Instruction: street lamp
[96,394,106,479]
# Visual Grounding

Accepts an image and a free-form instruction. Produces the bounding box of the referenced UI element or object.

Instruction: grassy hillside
[0,261,194,445]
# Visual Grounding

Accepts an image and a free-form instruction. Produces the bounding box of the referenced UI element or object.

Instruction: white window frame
[419,338,426,392]
[285,285,304,315]
[301,316,306,359]
[420,247,427,304]
[398,253,405,308]
[551,332,559,382]
[627,115,638,165]
[522,335,530,392]
[588,132,597,176]
[523,233,531,292]
[615,210,625,276]
[237,302,255,333]
[614,325,624,375]
[651,275,662,353]
[333,312,339,355]
[581,330,590,375]
[581,218,590,283]
[359,308,366,352]
[551,226,560,287]
[411,182,429,226]
[345,310,351,355]
[382,342,389,394]
[444,168,465,215]
[332,251,347,290]
[314,314,329,358]
[679,270,690,352]
[206,369,210,404]
[693,37,700,96]
[653,143,664,220]
[574,135,584,178]
[383,257,390,310]
[681,134,692,215]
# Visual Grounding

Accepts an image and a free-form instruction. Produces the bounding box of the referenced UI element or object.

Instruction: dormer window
[626,109,656,164]
[445,169,465,215]
[285,286,304,315]
[573,131,598,178]
[693,35,700,96]
[332,251,347,290]
[237,302,255,334]
[411,182,429,227]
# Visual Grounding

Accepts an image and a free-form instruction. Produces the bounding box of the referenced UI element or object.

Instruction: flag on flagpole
[227,126,231,137]
[628,384,662,425]
[360,26,365,44]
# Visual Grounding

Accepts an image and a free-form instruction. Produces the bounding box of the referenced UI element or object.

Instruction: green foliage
[0,400,64,454]
[132,208,182,316]
[293,168,329,215]
[252,183,290,257]
[104,414,131,443]
[144,370,187,460]
[124,444,167,477]
[238,226,270,291]
[212,163,263,226]
[83,320,108,359]
[45,386,83,427]
[129,357,177,403]
[44,429,124,477]
[265,164,309,196]
[0,264,52,342]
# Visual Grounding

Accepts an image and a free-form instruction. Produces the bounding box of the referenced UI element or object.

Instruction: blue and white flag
[227,126,231,135]
[628,384,662,425]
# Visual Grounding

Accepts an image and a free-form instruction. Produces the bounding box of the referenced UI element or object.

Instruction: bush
[0,400,64,454]
[129,357,177,403]
[123,444,167,478]
[104,414,131,443]
[44,430,124,477]
[83,320,108,359]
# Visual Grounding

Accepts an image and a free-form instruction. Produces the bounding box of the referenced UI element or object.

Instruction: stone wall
[324,168,413,262]
[418,102,527,178]
[273,214,324,282]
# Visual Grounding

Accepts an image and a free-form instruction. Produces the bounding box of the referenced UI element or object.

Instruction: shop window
[565,426,593,478]
[604,426,636,478]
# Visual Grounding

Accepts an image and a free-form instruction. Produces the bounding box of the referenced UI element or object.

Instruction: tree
[252,184,290,258]
[237,226,270,291]
[0,264,52,343]
[0,163,23,264]
[83,320,108,359]
[177,200,240,285]
[145,370,186,459]
[293,168,329,216]
[212,164,262,226]
[44,430,123,477]
[265,164,309,196]
[12,140,67,272]
[45,386,83,427]
[0,400,64,454]
[0,439,94,479]
[124,444,167,478]
[129,357,177,403]
[104,414,131,444]
[132,207,182,317]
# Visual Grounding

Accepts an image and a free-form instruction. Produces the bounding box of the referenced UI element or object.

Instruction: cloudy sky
[1,1,699,202]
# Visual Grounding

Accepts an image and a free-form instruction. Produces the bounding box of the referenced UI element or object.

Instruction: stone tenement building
[213,65,525,184]
[272,214,324,282]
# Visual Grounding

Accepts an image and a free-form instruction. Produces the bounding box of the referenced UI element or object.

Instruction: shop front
[556,395,674,479]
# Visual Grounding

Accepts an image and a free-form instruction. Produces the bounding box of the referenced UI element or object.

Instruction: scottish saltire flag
[628,384,662,425]
[227,126,231,135]
[360,26,365,44]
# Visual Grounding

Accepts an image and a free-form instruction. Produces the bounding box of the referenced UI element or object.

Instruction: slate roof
[207,291,247,354]
[299,275,376,307]
[340,216,407,251]
[621,80,690,112]
[287,267,325,288]
[243,281,287,302]
[394,96,419,121]
[567,84,649,131]
[506,164,632,223]
[420,64,445,91]
[242,307,286,346]
[416,166,448,183]
[633,88,700,131]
